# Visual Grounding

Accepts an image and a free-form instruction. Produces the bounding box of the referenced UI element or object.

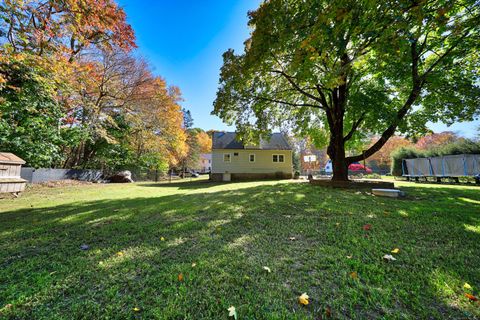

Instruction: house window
[273,154,285,163]
[249,154,255,162]
[223,153,231,162]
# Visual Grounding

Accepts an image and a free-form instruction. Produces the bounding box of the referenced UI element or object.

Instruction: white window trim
[249,153,256,163]
[272,154,285,163]
[223,153,232,162]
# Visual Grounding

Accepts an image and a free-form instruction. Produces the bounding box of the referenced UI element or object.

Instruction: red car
[348,162,373,174]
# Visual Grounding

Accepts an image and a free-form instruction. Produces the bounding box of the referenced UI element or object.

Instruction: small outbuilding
[0,153,27,195]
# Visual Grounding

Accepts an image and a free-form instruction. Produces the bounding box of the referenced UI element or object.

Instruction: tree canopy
[0,1,201,175]
[213,0,480,180]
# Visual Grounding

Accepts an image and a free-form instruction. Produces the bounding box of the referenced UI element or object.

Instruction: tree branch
[270,69,322,103]
[343,112,366,142]
[253,95,324,109]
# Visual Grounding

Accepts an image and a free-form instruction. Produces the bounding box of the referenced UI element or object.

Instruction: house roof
[212,132,291,150]
[0,153,26,165]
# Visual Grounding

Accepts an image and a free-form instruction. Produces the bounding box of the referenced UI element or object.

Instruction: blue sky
[117,0,478,138]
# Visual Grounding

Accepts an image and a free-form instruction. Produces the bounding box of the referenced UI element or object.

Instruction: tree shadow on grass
[0,182,479,319]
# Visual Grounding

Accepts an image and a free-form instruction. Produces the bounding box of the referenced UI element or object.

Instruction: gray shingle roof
[212,132,291,150]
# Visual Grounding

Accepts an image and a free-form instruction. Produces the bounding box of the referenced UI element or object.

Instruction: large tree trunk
[327,133,349,181]
[326,76,350,182]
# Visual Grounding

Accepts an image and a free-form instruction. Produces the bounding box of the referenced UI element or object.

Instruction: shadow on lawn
[0,182,479,319]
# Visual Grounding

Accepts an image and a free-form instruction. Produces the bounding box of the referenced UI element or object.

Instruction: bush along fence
[401,154,480,183]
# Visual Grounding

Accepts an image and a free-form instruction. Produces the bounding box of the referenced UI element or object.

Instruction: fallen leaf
[228,306,237,319]
[263,266,271,273]
[191,262,197,268]
[463,282,472,290]
[116,251,124,257]
[299,293,309,305]
[335,222,340,226]
[160,237,165,241]
[346,255,353,259]
[289,237,296,241]
[465,293,478,301]
[363,224,372,231]
[133,307,140,312]
[178,273,184,282]
[383,254,397,262]
[349,271,358,279]
[325,305,332,318]
[391,248,400,254]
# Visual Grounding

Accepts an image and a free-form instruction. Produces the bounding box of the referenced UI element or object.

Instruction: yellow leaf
[346,255,352,259]
[299,293,309,305]
[160,237,165,241]
[350,271,358,279]
[116,251,124,256]
[464,282,473,290]
[191,262,197,267]
[133,307,140,312]
[263,266,271,273]
[391,248,400,254]
[178,273,184,282]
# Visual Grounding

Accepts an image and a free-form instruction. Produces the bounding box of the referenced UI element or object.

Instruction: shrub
[390,147,424,176]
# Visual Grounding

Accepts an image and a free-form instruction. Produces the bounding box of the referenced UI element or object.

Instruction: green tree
[0,55,65,167]
[213,0,480,181]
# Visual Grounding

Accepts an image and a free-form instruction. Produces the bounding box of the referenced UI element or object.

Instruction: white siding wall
[212,149,292,174]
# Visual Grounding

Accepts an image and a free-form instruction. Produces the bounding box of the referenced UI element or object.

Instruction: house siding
[211,149,293,179]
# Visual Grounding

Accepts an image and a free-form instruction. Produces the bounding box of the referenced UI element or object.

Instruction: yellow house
[210,132,293,181]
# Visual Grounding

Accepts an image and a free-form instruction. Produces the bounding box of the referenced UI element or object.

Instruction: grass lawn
[1,178,479,319]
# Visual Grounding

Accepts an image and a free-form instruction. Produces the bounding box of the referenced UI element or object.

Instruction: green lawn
[1,178,479,319]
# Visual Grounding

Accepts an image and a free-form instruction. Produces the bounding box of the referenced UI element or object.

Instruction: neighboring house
[211,132,293,181]
[195,153,212,173]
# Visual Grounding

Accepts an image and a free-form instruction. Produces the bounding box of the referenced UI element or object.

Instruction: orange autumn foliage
[197,131,212,153]
[367,136,413,168]
[415,132,459,150]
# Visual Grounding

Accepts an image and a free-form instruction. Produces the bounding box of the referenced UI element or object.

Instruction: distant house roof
[212,132,291,150]
[0,153,26,164]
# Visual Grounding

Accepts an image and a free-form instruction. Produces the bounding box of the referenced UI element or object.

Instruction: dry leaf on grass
[133,307,140,312]
[465,293,478,301]
[325,305,332,317]
[263,266,271,273]
[299,293,309,305]
[228,306,237,319]
[191,262,197,268]
[178,273,184,282]
[383,254,397,261]
[391,248,400,254]
[464,283,472,290]
[363,224,372,231]
[349,271,358,279]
